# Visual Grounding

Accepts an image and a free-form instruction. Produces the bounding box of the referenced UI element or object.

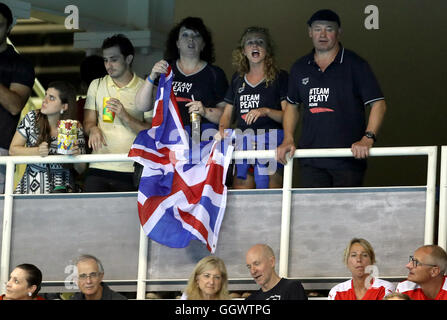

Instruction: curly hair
[232,26,279,86]
[164,17,215,64]
[185,256,230,300]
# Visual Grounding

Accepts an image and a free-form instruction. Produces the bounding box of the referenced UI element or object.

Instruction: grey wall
[1,188,426,291]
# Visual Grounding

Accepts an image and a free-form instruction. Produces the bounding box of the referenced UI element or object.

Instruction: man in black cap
[0,2,35,193]
[277,9,387,187]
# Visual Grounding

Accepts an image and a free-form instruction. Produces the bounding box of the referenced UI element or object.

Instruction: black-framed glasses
[78,272,101,281]
[408,256,437,268]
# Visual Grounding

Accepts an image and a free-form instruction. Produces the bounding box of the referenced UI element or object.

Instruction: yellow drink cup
[102,97,115,123]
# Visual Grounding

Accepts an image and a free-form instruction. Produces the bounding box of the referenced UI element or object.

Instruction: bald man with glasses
[396,245,447,300]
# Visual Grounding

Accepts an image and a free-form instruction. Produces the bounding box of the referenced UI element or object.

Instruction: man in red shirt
[396,245,447,300]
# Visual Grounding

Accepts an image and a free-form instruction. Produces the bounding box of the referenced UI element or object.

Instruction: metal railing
[439,146,447,251]
[232,146,438,278]
[0,146,441,299]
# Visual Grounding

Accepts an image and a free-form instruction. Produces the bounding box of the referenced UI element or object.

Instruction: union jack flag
[128,66,233,253]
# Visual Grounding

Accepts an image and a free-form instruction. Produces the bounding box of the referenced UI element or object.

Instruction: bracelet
[147,76,155,84]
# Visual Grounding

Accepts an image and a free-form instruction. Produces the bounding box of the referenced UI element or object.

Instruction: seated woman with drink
[9,81,86,193]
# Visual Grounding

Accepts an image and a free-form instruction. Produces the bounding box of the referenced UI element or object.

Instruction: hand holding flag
[129,65,233,253]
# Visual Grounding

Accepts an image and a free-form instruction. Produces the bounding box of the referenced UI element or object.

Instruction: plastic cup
[102,97,115,123]
[57,120,78,154]
[190,112,201,123]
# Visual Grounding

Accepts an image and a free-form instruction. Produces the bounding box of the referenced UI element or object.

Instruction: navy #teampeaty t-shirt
[224,70,288,131]
[171,61,228,130]
[287,45,384,169]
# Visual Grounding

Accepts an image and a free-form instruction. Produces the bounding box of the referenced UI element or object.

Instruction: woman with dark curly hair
[136,17,228,137]
[218,27,287,189]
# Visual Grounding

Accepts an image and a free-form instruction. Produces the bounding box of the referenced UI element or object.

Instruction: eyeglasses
[78,272,102,280]
[408,256,437,268]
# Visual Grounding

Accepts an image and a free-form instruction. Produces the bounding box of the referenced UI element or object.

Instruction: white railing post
[424,146,437,245]
[136,227,148,300]
[278,157,293,278]
[1,160,16,293]
[439,146,447,250]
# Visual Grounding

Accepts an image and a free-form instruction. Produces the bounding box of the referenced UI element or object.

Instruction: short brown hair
[343,238,376,265]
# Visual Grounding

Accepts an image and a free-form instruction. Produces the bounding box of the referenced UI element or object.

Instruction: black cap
[307,9,341,27]
[0,2,13,29]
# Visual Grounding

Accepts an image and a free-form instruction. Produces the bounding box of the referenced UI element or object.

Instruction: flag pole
[136,227,148,299]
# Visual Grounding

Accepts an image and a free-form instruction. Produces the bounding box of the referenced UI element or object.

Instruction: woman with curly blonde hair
[181,256,230,300]
[231,27,279,86]
[219,27,288,189]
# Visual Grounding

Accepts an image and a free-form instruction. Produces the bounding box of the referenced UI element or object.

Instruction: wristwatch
[364,131,377,142]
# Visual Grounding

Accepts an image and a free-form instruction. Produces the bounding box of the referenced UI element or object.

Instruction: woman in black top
[135,17,228,137]
[219,26,287,189]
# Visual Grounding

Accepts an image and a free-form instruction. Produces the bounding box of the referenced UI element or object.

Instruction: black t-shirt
[171,61,228,129]
[224,70,288,131]
[287,45,384,169]
[0,45,35,149]
[245,278,308,300]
